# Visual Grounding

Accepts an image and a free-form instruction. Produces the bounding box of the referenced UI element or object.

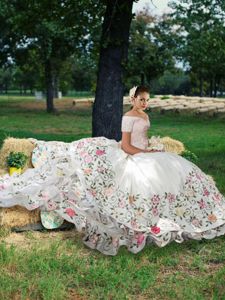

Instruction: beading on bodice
[121,116,150,150]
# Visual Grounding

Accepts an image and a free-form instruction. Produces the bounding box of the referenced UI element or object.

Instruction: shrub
[181,150,198,163]
[6,151,28,169]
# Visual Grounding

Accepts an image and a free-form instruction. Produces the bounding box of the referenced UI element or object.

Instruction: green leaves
[125,9,175,88]
[181,149,199,163]
[169,0,225,95]
[6,151,28,168]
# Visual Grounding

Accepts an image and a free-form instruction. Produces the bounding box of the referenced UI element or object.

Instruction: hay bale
[148,136,185,154]
[160,136,185,154]
[0,137,40,228]
[0,169,6,176]
[0,137,35,172]
[0,206,40,228]
[217,108,225,113]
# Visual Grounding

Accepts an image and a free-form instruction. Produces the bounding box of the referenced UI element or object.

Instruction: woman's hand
[144,149,164,153]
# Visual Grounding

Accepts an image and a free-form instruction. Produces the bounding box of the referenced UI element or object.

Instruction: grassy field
[0,95,225,300]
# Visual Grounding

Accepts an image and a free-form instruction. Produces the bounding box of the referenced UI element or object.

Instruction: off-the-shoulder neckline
[123,115,150,122]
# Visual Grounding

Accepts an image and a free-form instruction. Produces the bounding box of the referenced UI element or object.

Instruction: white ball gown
[0,115,225,255]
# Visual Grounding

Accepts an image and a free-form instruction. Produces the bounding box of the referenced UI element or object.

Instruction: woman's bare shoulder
[143,112,150,120]
[124,111,135,117]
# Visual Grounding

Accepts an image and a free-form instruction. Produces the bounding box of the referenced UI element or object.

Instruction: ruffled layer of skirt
[0,137,225,255]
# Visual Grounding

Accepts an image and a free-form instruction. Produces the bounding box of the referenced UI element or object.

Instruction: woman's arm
[121,132,149,155]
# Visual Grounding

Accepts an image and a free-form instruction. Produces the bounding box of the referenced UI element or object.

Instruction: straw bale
[214,103,225,109]
[217,108,225,113]
[196,108,217,116]
[0,137,40,227]
[161,136,185,154]
[0,206,40,228]
[0,169,6,176]
[161,106,177,112]
[0,137,35,172]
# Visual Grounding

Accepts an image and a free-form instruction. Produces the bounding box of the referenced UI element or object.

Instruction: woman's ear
[130,96,135,103]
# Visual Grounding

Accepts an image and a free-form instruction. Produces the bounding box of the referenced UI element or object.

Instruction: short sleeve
[121,116,135,132]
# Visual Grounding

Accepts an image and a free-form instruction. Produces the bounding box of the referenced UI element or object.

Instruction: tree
[151,69,191,95]
[124,8,176,90]
[92,0,134,141]
[70,55,97,92]
[169,0,225,97]
[1,0,104,112]
[0,67,13,94]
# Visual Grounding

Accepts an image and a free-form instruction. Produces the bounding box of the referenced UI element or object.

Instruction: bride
[0,85,225,255]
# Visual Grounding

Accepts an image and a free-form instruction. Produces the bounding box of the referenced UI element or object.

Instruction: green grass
[0,96,92,148]
[0,95,225,299]
[1,236,225,299]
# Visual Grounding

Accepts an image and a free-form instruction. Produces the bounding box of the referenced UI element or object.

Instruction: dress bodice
[121,116,150,150]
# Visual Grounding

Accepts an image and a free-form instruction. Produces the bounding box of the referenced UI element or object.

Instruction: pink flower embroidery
[203,187,210,196]
[84,155,93,163]
[196,172,203,180]
[104,187,114,197]
[118,200,126,208]
[79,151,86,157]
[192,218,201,227]
[41,192,49,201]
[167,193,176,203]
[96,149,105,156]
[47,200,57,210]
[67,199,77,205]
[65,208,76,217]
[137,233,145,246]
[30,203,39,210]
[152,195,160,205]
[60,191,66,198]
[112,237,119,247]
[213,193,221,202]
[97,167,105,173]
[152,208,159,216]
[84,168,92,175]
[198,199,207,209]
[90,234,99,244]
[151,226,160,235]
[131,219,138,229]
[77,141,84,148]
[89,189,97,197]
[0,184,6,191]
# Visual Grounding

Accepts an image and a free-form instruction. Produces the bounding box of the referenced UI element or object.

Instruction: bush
[181,150,198,163]
[6,151,28,168]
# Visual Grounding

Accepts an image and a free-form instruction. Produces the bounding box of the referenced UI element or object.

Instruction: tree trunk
[213,77,220,98]
[45,59,55,113]
[92,0,134,141]
[210,78,213,97]
[53,74,59,99]
[213,82,217,98]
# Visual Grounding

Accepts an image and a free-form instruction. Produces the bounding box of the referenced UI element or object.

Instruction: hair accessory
[129,86,137,103]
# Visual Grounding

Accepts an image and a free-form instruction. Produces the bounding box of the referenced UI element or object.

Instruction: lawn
[0,95,225,300]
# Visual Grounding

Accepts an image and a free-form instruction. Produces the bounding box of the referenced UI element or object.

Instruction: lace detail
[121,116,150,150]
[1,137,225,256]
[121,116,135,132]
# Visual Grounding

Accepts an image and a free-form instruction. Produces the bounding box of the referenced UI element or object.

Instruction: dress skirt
[0,137,225,255]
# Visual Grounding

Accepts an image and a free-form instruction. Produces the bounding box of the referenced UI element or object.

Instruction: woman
[0,86,225,255]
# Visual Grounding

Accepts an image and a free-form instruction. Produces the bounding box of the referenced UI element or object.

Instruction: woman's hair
[134,86,150,97]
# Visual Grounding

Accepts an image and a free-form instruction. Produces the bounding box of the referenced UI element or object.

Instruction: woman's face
[133,92,150,110]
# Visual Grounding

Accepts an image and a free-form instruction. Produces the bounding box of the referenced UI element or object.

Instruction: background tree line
[1,0,225,101]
